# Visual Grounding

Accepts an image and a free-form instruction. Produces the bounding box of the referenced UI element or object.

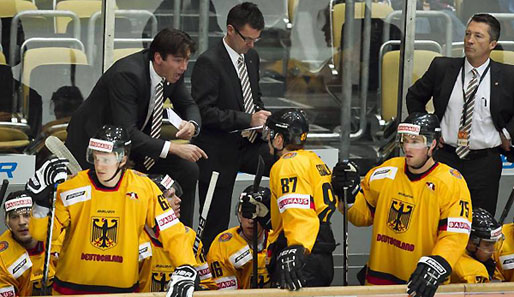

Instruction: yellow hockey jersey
[207,226,269,289]
[269,150,337,253]
[496,223,514,281]
[0,230,55,296]
[138,226,217,292]
[451,252,503,283]
[30,169,196,294]
[349,157,472,284]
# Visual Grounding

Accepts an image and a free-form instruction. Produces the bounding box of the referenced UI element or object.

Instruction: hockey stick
[193,171,219,255]
[499,187,514,225]
[41,184,59,296]
[342,166,349,287]
[45,136,82,175]
[252,155,265,288]
[0,180,8,206]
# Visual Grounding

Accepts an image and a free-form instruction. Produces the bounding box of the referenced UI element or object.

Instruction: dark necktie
[237,55,257,143]
[144,78,165,170]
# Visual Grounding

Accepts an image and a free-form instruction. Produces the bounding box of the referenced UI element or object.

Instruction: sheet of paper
[229,125,263,133]
[166,108,183,129]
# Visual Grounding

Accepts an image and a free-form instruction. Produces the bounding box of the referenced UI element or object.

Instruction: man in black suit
[66,28,207,227]
[407,14,514,215]
[191,2,274,250]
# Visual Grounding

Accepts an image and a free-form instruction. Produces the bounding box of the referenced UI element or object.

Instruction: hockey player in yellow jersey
[250,109,337,290]
[26,125,199,296]
[208,185,271,289]
[451,208,504,283]
[138,174,217,292]
[332,113,472,297]
[0,191,55,296]
[497,221,514,281]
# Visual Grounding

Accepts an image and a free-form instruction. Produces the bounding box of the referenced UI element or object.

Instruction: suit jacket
[66,49,201,168]
[406,57,514,138]
[191,40,264,185]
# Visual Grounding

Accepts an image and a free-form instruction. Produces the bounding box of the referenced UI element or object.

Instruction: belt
[440,144,498,160]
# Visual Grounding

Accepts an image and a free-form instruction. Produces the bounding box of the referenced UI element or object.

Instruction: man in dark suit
[191,2,274,250]
[407,13,514,216]
[66,28,207,227]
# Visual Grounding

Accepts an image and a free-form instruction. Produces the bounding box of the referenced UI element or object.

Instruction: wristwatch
[189,120,200,137]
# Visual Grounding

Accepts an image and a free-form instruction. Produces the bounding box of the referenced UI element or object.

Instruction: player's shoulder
[453,252,488,280]
[431,163,466,185]
[367,157,403,181]
[272,150,313,172]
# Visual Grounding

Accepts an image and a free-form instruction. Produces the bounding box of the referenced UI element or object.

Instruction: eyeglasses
[233,26,261,44]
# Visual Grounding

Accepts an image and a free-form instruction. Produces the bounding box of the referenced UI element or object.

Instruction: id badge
[457,130,468,146]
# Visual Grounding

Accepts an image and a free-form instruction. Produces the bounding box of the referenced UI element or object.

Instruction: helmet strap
[103,163,124,183]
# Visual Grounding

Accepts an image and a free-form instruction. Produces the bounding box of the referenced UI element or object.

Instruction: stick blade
[45,136,82,175]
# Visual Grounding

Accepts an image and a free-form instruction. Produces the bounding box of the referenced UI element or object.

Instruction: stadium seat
[491,50,514,66]
[20,47,89,126]
[113,48,142,62]
[0,126,30,152]
[332,2,393,68]
[380,50,441,121]
[0,0,37,18]
[55,0,101,34]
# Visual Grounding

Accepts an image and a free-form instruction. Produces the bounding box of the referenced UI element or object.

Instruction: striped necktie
[144,78,165,170]
[237,55,257,143]
[456,68,479,159]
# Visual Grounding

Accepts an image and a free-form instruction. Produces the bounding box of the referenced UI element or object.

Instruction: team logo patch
[8,252,32,279]
[126,192,139,200]
[316,164,331,176]
[387,199,414,233]
[229,246,252,269]
[449,169,462,179]
[155,210,179,231]
[91,217,119,250]
[426,182,435,191]
[500,254,514,270]
[215,276,238,290]
[282,152,297,159]
[138,241,152,261]
[370,166,398,182]
[151,272,171,292]
[0,286,15,297]
[61,186,91,207]
[445,217,471,234]
[0,241,8,252]
[219,232,232,242]
[277,194,312,213]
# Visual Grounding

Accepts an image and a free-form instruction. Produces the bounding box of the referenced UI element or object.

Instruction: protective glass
[398,134,428,149]
[87,151,121,166]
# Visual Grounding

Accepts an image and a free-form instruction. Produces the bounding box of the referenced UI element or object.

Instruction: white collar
[223,36,244,67]
[464,58,490,77]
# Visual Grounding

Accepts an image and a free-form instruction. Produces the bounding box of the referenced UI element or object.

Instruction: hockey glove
[277,245,306,291]
[26,157,69,208]
[331,161,360,206]
[166,265,199,297]
[407,255,451,297]
[240,191,272,230]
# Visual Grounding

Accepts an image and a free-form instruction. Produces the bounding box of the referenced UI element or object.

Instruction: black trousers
[198,141,274,251]
[434,146,502,216]
[135,153,199,227]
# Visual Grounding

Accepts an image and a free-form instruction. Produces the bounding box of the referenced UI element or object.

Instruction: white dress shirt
[441,58,503,149]
[223,36,245,79]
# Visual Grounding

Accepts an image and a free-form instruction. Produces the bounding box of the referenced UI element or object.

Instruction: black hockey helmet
[236,185,271,215]
[471,208,503,243]
[149,174,184,197]
[397,112,441,147]
[264,109,309,146]
[86,125,131,164]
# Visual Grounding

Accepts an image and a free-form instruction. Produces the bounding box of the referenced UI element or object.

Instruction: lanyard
[460,61,490,125]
